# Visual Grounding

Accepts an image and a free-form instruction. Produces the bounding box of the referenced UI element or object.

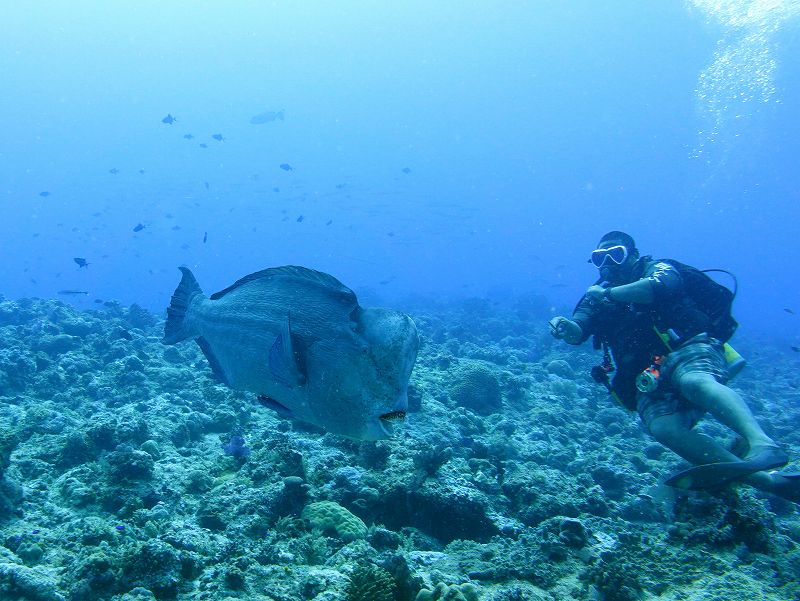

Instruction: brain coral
[301,501,368,542]
[447,360,503,415]
[416,582,481,601]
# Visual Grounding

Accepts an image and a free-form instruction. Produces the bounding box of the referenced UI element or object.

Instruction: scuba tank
[722,342,746,379]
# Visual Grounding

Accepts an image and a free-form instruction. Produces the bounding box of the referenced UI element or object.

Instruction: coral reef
[0,296,798,601]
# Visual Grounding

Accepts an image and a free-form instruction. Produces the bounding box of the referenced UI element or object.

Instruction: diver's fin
[769,471,800,504]
[666,448,789,491]
[163,266,204,344]
[666,461,762,490]
[268,315,306,387]
[196,337,230,385]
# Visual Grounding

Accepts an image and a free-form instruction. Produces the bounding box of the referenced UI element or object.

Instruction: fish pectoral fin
[257,395,293,417]
[196,337,230,385]
[268,316,306,387]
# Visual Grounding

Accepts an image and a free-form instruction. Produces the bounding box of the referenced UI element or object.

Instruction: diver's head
[591,231,639,283]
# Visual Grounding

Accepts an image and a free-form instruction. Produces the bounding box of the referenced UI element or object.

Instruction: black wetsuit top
[571,256,698,409]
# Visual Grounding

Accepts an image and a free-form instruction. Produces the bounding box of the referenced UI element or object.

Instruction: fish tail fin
[163,266,204,344]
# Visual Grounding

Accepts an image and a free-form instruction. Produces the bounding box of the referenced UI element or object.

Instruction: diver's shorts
[636,390,704,432]
[636,333,727,432]
[662,333,729,386]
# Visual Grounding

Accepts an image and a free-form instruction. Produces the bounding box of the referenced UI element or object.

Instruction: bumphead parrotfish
[163,266,419,440]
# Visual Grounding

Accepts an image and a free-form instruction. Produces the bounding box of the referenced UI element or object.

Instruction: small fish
[325,220,333,226]
[222,435,251,459]
[183,134,194,140]
[39,191,51,197]
[279,163,293,171]
[109,168,119,175]
[249,110,284,124]
[785,308,795,315]
[273,187,280,193]
[401,167,411,174]
[162,113,176,124]
[73,257,89,268]
[203,231,208,243]
[58,290,89,295]
[204,182,210,190]
[296,215,304,223]
[133,223,145,232]
[212,134,225,142]
[791,346,800,353]
[138,169,145,175]
[199,143,208,148]
[171,225,181,231]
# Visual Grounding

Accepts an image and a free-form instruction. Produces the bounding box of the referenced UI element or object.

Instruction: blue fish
[250,110,284,125]
[163,266,419,440]
[212,134,225,142]
[279,163,293,171]
[133,223,145,232]
[162,114,176,124]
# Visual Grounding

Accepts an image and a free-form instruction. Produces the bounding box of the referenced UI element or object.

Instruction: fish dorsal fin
[269,314,307,388]
[209,265,357,304]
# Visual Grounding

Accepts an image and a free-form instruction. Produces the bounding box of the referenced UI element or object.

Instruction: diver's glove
[548,317,582,344]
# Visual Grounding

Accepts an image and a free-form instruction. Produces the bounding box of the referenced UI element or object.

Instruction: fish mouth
[379,410,407,423]
[376,410,406,437]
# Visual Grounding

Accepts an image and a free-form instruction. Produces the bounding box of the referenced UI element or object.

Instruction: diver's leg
[648,413,738,465]
[674,372,776,453]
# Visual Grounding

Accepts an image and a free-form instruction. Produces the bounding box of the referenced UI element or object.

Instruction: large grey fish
[163,266,419,440]
[249,110,284,124]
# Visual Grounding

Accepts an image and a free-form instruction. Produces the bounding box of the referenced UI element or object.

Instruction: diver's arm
[549,316,583,344]
[588,262,680,305]
[605,279,654,304]
[549,294,596,344]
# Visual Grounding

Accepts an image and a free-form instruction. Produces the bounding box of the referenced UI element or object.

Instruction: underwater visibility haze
[2,1,800,600]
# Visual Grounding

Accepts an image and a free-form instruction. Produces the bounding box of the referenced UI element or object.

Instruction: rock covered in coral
[302,500,368,542]
[447,360,503,415]
[346,563,395,601]
[416,581,481,601]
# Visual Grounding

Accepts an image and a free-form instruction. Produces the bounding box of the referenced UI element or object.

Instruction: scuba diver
[548,231,800,502]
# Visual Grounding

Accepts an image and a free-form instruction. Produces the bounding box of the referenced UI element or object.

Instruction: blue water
[1,1,798,341]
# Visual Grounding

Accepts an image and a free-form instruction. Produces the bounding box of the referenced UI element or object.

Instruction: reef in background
[0,296,799,601]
